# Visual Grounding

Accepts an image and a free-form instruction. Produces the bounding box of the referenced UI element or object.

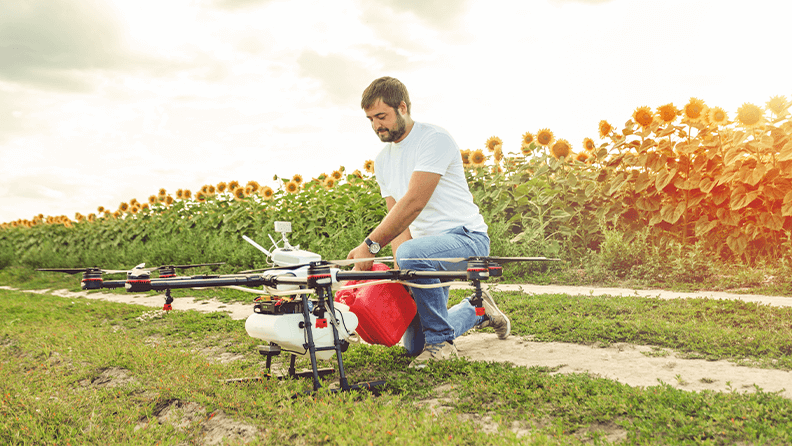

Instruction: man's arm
[347,171,440,269]
[385,197,412,267]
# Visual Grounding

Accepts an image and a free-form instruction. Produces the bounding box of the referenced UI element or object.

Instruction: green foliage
[0,176,386,272]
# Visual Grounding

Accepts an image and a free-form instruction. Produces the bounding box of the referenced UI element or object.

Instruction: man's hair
[361,77,411,115]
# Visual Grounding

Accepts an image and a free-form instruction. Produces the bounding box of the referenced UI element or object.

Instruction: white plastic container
[245,304,358,360]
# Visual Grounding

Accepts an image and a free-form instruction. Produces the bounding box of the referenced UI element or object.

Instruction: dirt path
[3,284,790,399]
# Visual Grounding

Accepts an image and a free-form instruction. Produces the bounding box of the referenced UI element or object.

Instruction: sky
[1,0,790,223]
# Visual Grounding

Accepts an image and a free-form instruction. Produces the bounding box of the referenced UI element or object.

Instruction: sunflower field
[1,96,791,282]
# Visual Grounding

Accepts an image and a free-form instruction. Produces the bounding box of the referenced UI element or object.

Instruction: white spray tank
[245,301,358,360]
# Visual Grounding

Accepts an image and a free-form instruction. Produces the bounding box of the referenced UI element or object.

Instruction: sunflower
[165,195,174,206]
[520,143,533,156]
[247,180,260,192]
[87,213,96,223]
[598,120,613,138]
[233,187,246,200]
[485,136,503,152]
[261,186,275,200]
[632,106,654,129]
[324,177,336,189]
[656,103,680,124]
[244,185,254,196]
[183,189,192,199]
[460,149,471,166]
[141,203,149,211]
[158,188,167,197]
[228,181,240,191]
[130,205,140,215]
[129,198,138,206]
[536,128,554,147]
[176,189,184,199]
[285,181,299,194]
[119,202,129,212]
[522,132,534,145]
[208,185,216,195]
[736,102,765,129]
[196,191,207,202]
[363,160,375,174]
[148,195,157,205]
[216,182,227,193]
[469,149,486,167]
[707,107,728,127]
[582,137,595,151]
[766,95,790,116]
[551,139,572,160]
[97,206,105,213]
[575,152,590,163]
[352,169,363,179]
[112,211,121,219]
[75,213,84,222]
[331,170,343,180]
[292,174,303,184]
[201,185,209,194]
[493,145,503,163]
[104,210,112,218]
[682,98,707,123]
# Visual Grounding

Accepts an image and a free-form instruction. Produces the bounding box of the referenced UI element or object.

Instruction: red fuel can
[334,263,417,347]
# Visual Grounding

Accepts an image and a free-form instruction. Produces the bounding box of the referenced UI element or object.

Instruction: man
[346,76,510,369]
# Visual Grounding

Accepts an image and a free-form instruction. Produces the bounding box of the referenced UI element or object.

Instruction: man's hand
[347,242,375,271]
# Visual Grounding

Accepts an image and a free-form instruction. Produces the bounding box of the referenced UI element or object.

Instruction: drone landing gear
[222,344,335,384]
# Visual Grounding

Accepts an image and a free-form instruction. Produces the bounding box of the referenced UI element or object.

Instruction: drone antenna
[267,233,279,250]
[242,235,272,257]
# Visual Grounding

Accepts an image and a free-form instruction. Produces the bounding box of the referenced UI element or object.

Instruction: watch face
[369,243,380,254]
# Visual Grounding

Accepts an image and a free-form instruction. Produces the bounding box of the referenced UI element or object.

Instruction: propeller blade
[323,256,395,267]
[152,262,225,271]
[237,257,395,274]
[401,256,563,264]
[37,268,99,274]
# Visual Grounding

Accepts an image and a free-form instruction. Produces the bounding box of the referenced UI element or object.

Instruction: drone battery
[334,263,416,347]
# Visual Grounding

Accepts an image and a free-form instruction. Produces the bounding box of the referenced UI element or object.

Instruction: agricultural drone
[38,222,560,395]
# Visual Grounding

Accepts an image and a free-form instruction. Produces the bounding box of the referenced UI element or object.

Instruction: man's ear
[398,101,408,116]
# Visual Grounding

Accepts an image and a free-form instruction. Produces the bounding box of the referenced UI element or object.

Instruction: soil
[3,284,790,401]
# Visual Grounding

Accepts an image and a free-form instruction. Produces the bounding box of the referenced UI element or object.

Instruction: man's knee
[395,241,430,271]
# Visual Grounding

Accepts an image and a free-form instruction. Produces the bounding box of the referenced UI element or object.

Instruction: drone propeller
[37,266,141,275]
[237,257,395,274]
[37,262,225,276]
[401,256,562,265]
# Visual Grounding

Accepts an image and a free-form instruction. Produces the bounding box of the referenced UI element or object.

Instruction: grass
[2,285,792,445]
[449,290,792,370]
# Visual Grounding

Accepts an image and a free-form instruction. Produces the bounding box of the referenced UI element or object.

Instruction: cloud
[548,0,615,3]
[213,0,275,10]
[374,0,471,29]
[0,0,132,91]
[296,50,375,104]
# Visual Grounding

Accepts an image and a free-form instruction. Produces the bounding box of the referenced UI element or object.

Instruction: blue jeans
[395,225,490,355]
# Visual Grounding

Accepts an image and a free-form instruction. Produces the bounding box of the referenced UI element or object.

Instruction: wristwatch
[364,237,381,255]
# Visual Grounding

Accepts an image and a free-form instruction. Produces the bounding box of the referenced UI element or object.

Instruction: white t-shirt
[374,121,488,239]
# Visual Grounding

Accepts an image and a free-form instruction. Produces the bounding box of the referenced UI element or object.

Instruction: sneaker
[477,291,511,340]
[408,341,459,369]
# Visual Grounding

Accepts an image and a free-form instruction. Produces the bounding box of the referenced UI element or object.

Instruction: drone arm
[336,269,467,282]
[101,280,127,289]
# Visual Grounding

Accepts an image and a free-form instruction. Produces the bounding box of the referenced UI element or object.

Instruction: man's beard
[376,112,407,142]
